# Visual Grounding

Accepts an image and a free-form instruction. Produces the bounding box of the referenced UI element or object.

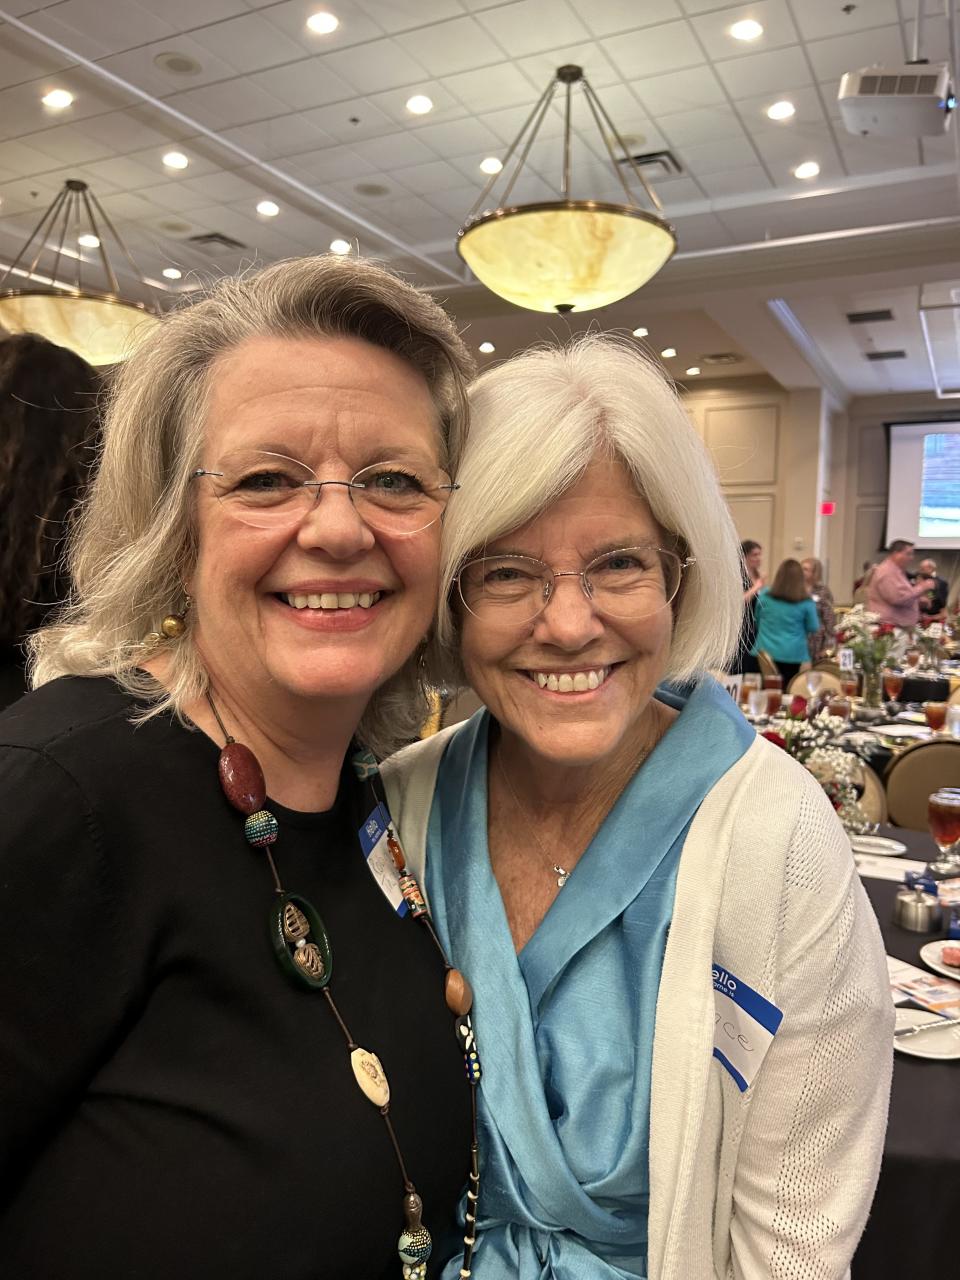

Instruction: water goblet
[927,789,960,879]
[804,670,824,699]
[923,702,948,732]
[747,688,768,720]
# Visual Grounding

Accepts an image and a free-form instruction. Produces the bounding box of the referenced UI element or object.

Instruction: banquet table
[894,673,950,704]
[851,825,960,1278]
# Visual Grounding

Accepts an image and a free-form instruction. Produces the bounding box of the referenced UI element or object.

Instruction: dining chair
[756,650,779,679]
[859,763,888,825]
[883,739,960,830]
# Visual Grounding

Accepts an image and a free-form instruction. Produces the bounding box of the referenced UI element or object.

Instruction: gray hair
[436,334,743,683]
[29,254,474,756]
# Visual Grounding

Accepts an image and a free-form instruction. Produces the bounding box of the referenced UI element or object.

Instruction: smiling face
[458,458,676,770]
[188,332,443,717]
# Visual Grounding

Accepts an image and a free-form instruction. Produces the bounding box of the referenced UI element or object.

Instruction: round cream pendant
[350,1047,390,1107]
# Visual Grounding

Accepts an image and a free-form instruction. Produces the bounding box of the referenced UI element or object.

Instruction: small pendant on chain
[554,865,569,888]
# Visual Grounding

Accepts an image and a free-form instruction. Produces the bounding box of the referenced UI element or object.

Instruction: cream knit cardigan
[382,726,894,1280]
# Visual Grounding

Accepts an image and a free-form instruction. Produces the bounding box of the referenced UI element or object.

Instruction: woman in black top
[0,256,475,1278]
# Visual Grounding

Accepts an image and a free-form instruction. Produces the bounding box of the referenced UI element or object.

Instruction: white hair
[437,334,743,683]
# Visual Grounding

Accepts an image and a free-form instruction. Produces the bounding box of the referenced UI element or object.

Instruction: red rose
[789,695,808,717]
[761,730,787,749]
[876,623,896,636]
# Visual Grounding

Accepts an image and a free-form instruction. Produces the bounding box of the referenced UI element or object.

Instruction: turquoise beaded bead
[244,809,279,846]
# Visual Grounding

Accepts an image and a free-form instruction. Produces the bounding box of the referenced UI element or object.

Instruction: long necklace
[206,692,481,1280]
[495,747,570,888]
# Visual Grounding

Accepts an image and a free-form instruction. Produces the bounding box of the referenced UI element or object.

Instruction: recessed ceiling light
[162,151,189,170]
[306,11,339,34]
[330,238,351,255]
[479,157,502,175]
[478,342,495,354]
[162,267,182,280]
[766,100,796,122]
[632,326,648,338]
[793,160,820,180]
[77,234,100,248]
[406,94,434,115]
[42,88,73,110]
[730,18,763,41]
[256,200,280,216]
[660,347,677,359]
[685,366,701,376]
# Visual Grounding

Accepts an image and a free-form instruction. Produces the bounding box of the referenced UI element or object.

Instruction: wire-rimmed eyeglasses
[191,450,459,536]
[455,545,694,625]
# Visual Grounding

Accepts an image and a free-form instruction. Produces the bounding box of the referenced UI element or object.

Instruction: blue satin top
[424,679,754,1279]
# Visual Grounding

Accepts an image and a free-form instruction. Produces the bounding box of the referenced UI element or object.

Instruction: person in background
[852,560,875,605]
[0,334,100,711]
[866,540,935,628]
[752,558,820,686]
[801,556,836,661]
[731,538,763,674]
[917,557,948,623]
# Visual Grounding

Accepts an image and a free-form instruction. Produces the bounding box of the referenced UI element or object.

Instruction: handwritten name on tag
[358,803,407,916]
[712,965,783,1092]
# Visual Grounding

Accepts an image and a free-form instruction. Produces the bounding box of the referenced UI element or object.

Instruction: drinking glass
[826,696,851,720]
[740,673,762,705]
[927,789,960,878]
[747,688,768,719]
[766,689,783,715]
[763,673,783,691]
[883,671,904,701]
[841,676,859,698]
[804,670,824,698]
[906,650,920,668]
[947,705,960,739]
[924,702,948,732]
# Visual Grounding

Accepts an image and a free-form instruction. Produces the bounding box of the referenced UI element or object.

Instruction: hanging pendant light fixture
[0,179,163,365]
[457,66,677,314]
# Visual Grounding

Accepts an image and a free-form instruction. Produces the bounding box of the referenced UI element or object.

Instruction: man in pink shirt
[867,540,935,627]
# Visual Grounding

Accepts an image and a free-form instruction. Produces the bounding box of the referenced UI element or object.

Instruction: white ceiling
[0,0,958,398]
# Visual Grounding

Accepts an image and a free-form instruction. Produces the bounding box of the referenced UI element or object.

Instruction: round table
[851,826,960,1278]
[896,673,950,704]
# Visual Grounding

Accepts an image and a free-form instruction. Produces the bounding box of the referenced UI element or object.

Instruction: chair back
[884,740,960,831]
[756,650,779,679]
[859,764,888,824]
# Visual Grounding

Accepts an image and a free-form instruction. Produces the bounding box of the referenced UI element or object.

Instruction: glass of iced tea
[766,689,783,715]
[928,789,960,877]
[923,702,947,731]
[883,671,904,701]
[741,673,762,705]
[826,696,851,720]
[763,673,783,691]
[906,650,920,668]
[841,676,859,698]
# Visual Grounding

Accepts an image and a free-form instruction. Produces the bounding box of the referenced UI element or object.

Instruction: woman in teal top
[751,558,819,685]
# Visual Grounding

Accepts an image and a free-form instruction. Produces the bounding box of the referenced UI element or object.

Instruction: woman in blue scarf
[383,336,891,1279]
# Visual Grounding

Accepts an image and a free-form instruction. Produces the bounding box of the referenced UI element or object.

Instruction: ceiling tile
[678,133,758,176]
[248,59,357,111]
[19,121,117,165]
[654,175,706,207]
[96,191,165,222]
[26,0,177,59]
[188,11,308,73]
[96,35,238,98]
[321,38,430,94]
[253,0,385,51]
[696,164,774,198]
[300,96,398,143]
[74,108,181,154]
[602,21,705,80]
[394,16,505,76]
[178,167,266,202]
[733,84,828,131]
[689,0,800,59]
[474,1,590,57]
[367,83,464,128]
[792,0,899,42]
[283,144,376,182]
[633,65,726,115]
[354,0,464,35]
[134,180,219,212]
[144,0,250,26]
[409,115,504,157]
[390,158,469,193]
[715,46,813,99]
[514,41,621,91]
[83,155,172,191]
[163,78,290,129]
[578,0,682,39]
[837,137,922,176]
[479,101,565,145]
[0,136,62,176]
[441,63,537,114]
[219,113,335,159]
[0,26,73,90]
[806,26,906,84]
[349,131,437,169]
[670,211,733,250]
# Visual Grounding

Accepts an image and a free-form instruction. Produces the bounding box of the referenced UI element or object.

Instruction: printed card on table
[888,956,960,1013]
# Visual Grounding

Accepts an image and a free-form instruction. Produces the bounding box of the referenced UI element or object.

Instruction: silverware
[895,1016,960,1038]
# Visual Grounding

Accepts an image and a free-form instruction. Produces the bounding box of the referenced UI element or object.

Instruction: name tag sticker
[712,965,783,1092]
[359,803,407,916]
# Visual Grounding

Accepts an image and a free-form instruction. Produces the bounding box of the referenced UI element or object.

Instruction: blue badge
[358,803,407,916]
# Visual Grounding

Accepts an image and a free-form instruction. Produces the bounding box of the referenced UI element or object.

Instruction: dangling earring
[161,593,192,639]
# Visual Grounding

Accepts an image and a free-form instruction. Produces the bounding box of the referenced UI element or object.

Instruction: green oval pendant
[270,892,333,989]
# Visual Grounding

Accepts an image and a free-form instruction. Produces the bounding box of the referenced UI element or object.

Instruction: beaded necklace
[206,692,481,1279]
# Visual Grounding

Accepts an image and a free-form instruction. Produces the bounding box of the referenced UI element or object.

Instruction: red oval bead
[218,741,266,814]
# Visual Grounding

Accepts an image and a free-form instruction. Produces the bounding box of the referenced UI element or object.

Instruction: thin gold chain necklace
[494,746,571,888]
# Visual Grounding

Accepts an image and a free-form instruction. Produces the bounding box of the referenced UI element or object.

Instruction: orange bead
[386,833,406,872]
[445,968,473,1016]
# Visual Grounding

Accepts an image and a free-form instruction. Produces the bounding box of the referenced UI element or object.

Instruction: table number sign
[838,648,855,671]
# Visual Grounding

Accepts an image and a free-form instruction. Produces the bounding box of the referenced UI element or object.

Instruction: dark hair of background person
[887,539,913,555]
[740,539,761,557]
[0,333,101,653]
[768,558,808,603]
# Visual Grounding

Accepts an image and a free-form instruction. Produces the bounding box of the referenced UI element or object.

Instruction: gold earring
[161,593,192,638]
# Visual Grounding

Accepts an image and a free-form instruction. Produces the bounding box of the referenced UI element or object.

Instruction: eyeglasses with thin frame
[191,449,459,536]
[455,545,694,626]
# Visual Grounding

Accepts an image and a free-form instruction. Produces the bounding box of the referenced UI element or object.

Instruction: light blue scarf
[424,679,754,1279]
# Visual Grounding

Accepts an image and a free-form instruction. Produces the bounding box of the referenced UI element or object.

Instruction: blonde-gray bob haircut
[30,254,474,755]
[438,334,743,682]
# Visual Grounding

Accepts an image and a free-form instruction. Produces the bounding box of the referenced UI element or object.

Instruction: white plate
[849,834,907,856]
[920,940,960,981]
[894,1007,960,1059]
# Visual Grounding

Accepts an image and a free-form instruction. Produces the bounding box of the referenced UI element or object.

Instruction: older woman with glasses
[0,257,479,1279]
[383,336,892,1280]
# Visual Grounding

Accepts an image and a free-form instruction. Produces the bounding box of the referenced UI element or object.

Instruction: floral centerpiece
[914,622,945,671]
[762,709,873,833]
[834,606,903,707]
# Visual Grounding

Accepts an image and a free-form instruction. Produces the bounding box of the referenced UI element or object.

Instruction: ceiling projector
[838,62,956,136]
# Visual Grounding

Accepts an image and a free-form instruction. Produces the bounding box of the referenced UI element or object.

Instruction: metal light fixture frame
[0,178,163,365]
[456,65,678,313]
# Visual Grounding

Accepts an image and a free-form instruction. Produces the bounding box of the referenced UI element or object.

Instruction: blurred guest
[917,557,948,622]
[753,558,820,686]
[852,560,875,605]
[801,556,836,661]
[866,540,935,627]
[731,538,763,674]
[0,334,100,710]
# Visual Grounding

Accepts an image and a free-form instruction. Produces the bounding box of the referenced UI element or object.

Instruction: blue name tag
[712,964,783,1092]
[358,803,407,916]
